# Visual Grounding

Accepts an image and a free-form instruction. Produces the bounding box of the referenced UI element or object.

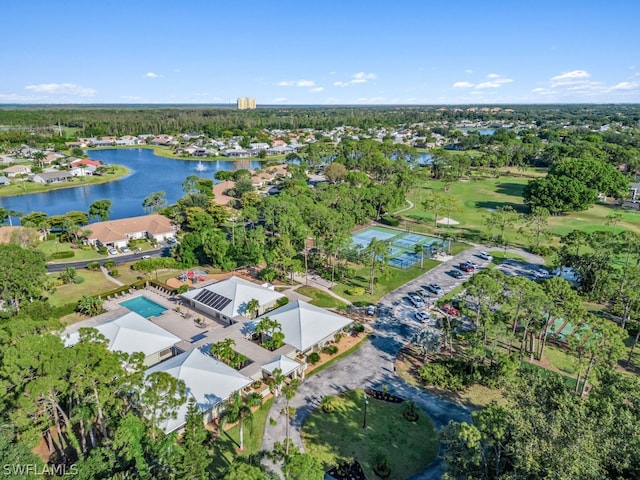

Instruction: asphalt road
[46,247,167,272]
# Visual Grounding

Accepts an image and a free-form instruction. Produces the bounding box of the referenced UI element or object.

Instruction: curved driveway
[261,245,544,478]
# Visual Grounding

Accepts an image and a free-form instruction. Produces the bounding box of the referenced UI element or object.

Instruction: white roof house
[145,348,252,433]
[256,300,353,353]
[181,276,284,324]
[64,311,180,366]
[262,354,302,377]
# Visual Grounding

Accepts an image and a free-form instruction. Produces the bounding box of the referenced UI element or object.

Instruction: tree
[246,298,260,319]
[523,206,550,248]
[0,244,47,313]
[20,211,50,237]
[142,191,168,214]
[221,392,261,451]
[60,266,78,284]
[210,338,237,366]
[324,161,348,184]
[422,190,456,227]
[76,295,105,316]
[222,462,268,480]
[364,237,390,295]
[140,372,187,440]
[524,175,597,213]
[283,452,324,480]
[88,199,112,222]
[177,397,210,479]
[254,317,285,350]
[282,379,300,456]
[484,205,519,249]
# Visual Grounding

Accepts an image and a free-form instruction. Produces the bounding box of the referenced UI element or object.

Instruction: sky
[1,0,639,105]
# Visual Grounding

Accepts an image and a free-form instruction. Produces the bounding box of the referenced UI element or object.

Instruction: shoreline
[86,144,287,163]
[0,165,131,198]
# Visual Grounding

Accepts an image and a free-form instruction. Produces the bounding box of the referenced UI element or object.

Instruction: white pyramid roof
[145,348,252,433]
[65,311,179,357]
[262,355,301,376]
[182,275,284,318]
[257,300,352,352]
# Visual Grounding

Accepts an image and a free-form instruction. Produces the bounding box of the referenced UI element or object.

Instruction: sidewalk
[291,272,353,306]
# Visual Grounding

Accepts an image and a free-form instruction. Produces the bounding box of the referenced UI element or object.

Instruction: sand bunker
[437,217,460,225]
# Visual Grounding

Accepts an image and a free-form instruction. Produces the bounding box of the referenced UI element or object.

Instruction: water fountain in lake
[195,161,207,172]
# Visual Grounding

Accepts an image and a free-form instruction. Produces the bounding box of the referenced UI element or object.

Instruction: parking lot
[375,246,545,338]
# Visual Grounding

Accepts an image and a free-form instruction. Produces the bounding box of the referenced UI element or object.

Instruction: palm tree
[221,392,262,451]
[246,298,260,319]
[254,317,285,350]
[267,368,286,398]
[76,295,104,316]
[210,338,237,366]
[282,379,300,455]
[364,238,390,295]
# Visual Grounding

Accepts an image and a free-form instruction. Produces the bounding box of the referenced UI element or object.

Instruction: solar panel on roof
[193,290,232,311]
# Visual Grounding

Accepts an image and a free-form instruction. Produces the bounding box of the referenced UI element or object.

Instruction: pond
[0,149,262,222]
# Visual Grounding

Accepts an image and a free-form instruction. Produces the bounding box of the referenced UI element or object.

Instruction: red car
[441,304,459,316]
[459,262,474,272]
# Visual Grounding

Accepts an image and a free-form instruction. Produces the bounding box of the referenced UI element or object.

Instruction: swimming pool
[120,296,167,318]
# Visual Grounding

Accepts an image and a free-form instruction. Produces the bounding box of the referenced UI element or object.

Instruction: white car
[141,255,151,260]
[414,311,431,322]
[120,246,131,253]
[108,248,118,255]
[409,294,425,308]
[478,251,492,261]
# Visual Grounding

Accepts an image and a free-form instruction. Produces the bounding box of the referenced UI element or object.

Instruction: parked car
[141,255,151,260]
[167,236,177,244]
[366,305,376,316]
[414,290,428,301]
[414,311,430,322]
[441,304,459,316]
[459,262,474,272]
[447,269,464,279]
[120,246,131,253]
[108,248,118,255]
[408,294,425,308]
[426,283,443,295]
[478,251,493,261]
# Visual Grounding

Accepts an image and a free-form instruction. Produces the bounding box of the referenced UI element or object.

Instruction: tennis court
[350,226,440,269]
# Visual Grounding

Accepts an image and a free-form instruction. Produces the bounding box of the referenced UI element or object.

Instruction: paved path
[100,266,125,286]
[261,245,543,478]
[291,272,353,306]
[392,198,415,215]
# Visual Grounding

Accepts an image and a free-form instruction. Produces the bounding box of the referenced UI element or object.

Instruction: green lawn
[301,390,439,480]
[209,397,274,477]
[38,239,106,262]
[296,286,347,308]
[402,170,640,248]
[333,260,439,305]
[47,270,119,307]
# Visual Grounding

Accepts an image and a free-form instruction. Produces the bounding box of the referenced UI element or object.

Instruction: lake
[0,149,262,222]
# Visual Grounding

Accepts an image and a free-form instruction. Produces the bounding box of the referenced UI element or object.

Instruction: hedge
[50,251,75,260]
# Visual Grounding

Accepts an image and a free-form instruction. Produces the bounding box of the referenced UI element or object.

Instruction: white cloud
[144,72,161,78]
[465,69,473,74]
[609,81,640,91]
[452,81,474,88]
[277,80,316,87]
[310,87,324,93]
[550,70,590,86]
[487,73,501,79]
[271,97,288,103]
[25,83,96,96]
[333,72,377,87]
[475,82,502,89]
[474,75,512,89]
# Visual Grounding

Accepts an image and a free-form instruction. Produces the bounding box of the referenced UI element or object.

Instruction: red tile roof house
[85,214,176,249]
[70,158,101,168]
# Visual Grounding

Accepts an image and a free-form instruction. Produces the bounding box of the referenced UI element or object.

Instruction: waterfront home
[69,165,96,177]
[85,214,176,249]
[145,348,252,433]
[3,165,31,177]
[0,176,10,186]
[211,180,236,206]
[64,311,180,367]
[70,158,101,168]
[32,171,73,184]
[115,135,140,146]
[180,275,285,325]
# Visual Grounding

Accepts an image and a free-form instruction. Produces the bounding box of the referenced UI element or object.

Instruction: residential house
[32,171,73,184]
[70,165,97,177]
[149,135,175,146]
[64,311,180,367]
[0,176,10,186]
[180,276,285,325]
[115,135,140,145]
[70,158,101,168]
[212,180,236,206]
[3,165,31,178]
[223,149,251,158]
[85,214,176,248]
[145,348,252,433]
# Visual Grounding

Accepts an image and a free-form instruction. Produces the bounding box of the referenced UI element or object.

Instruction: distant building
[237,97,256,110]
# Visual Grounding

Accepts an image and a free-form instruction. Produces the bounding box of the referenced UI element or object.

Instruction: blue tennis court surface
[351,226,440,269]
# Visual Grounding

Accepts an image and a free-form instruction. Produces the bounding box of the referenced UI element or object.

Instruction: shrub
[352,323,365,334]
[109,269,119,277]
[97,246,107,254]
[72,276,84,284]
[418,362,466,391]
[372,452,391,478]
[320,396,336,413]
[323,345,338,355]
[346,286,365,296]
[103,260,115,269]
[379,215,400,227]
[86,261,101,271]
[276,297,289,308]
[308,352,321,364]
[50,251,75,260]
[258,266,278,282]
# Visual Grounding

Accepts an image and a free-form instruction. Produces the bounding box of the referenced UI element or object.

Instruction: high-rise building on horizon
[237,97,256,110]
